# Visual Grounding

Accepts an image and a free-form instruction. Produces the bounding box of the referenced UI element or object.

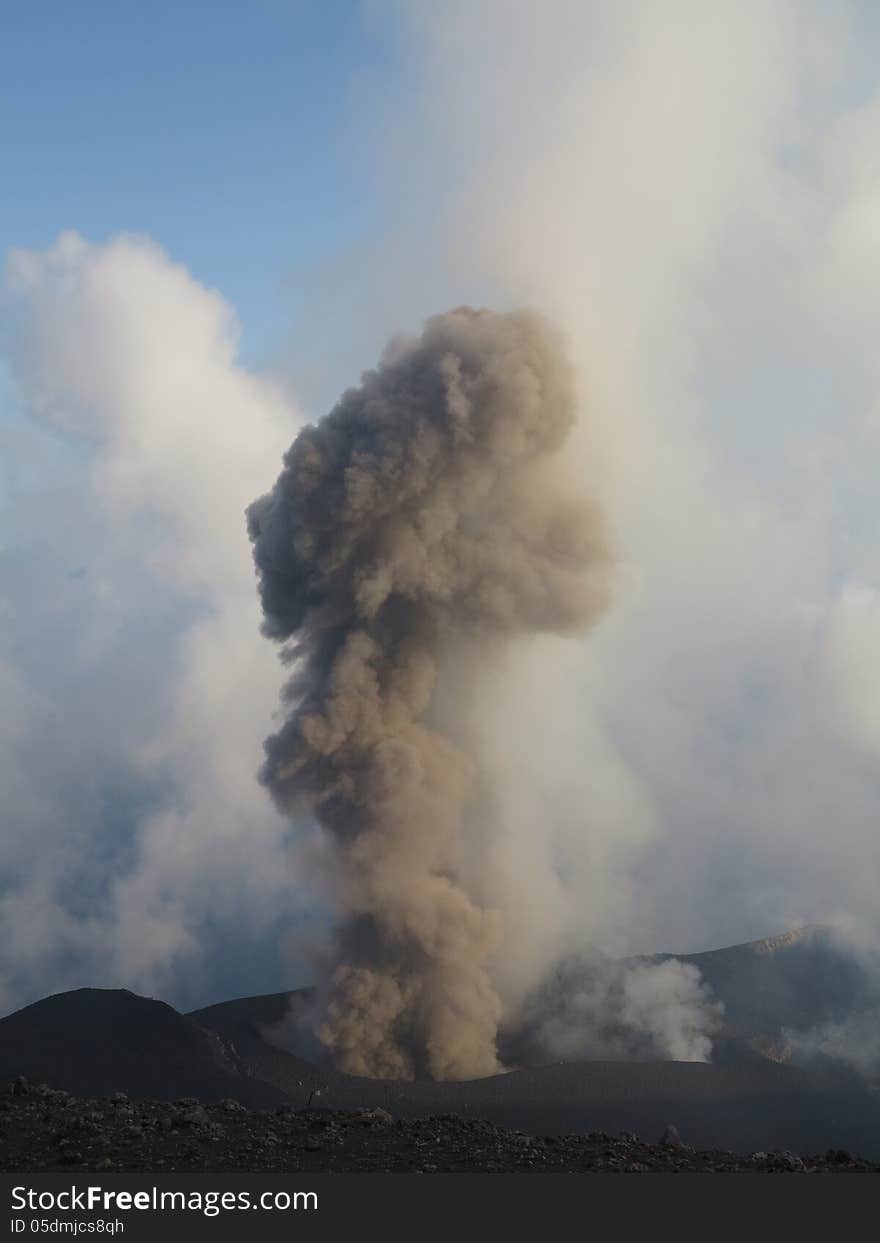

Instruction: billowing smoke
[247,306,612,1079]
[504,955,723,1066]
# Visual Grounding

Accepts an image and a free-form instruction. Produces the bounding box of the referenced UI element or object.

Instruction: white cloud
[0,233,308,1012]
[369,0,880,982]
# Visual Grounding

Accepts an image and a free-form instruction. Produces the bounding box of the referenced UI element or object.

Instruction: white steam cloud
[512,957,723,1065]
[0,232,304,1012]
[357,0,880,968]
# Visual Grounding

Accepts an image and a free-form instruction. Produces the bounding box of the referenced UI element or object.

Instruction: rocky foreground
[1,1078,877,1173]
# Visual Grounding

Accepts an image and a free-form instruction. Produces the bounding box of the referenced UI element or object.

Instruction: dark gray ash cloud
[248,306,613,1079]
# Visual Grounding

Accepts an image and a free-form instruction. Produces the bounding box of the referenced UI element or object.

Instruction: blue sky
[2,0,389,366]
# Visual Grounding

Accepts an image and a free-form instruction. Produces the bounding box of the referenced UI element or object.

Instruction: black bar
[1,1171,873,1240]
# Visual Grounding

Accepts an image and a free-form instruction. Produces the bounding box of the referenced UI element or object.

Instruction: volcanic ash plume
[247,306,612,1079]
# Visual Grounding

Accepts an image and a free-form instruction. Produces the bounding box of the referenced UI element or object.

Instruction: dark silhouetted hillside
[0,988,283,1107]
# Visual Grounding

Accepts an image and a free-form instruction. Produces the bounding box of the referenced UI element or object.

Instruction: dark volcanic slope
[193,927,874,1072]
[659,927,876,1057]
[5,923,880,1164]
[190,990,880,1157]
[191,988,311,1047]
[0,989,283,1108]
[502,926,879,1068]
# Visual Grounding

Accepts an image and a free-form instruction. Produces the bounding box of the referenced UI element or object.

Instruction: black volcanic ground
[2,929,880,1169]
[3,1082,877,1173]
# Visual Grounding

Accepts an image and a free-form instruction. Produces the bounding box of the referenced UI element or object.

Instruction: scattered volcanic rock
[1,1080,878,1173]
